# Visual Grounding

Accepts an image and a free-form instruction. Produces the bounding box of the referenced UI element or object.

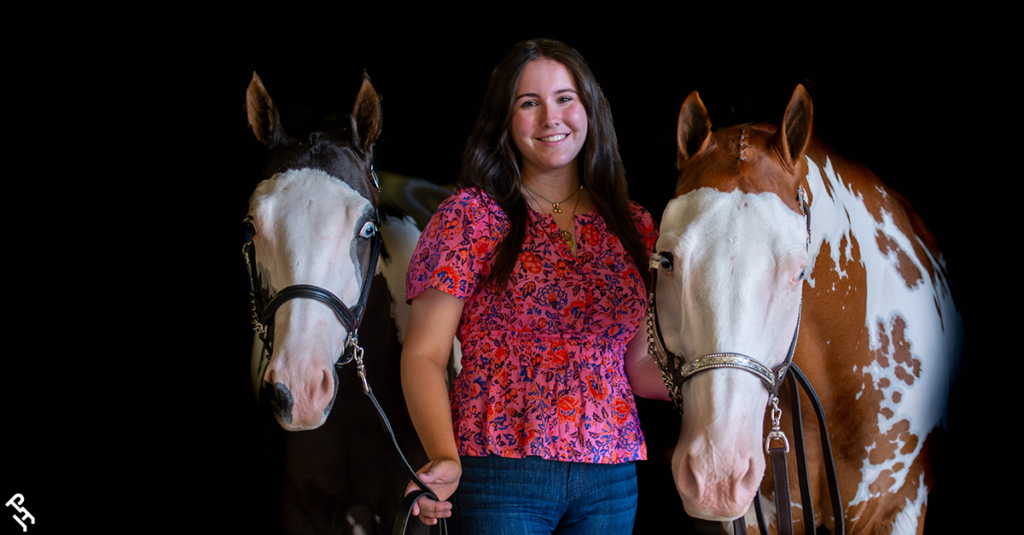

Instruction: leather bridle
[243,216,381,374]
[644,189,844,535]
[241,167,447,535]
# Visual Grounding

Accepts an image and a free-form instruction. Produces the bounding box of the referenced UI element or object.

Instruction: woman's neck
[520,167,581,203]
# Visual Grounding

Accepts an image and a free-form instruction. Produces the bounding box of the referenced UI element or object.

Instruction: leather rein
[644,189,844,535]
[242,167,446,535]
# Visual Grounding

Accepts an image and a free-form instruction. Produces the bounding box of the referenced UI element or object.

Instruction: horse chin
[276,416,328,432]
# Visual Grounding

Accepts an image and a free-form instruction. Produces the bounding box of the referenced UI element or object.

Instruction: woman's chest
[466,217,646,339]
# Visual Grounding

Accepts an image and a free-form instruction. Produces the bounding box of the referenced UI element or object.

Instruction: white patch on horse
[804,156,961,512]
[378,214,420,344]
[891,473,928,534]
[657,187,807,365]
[345,512,369,535]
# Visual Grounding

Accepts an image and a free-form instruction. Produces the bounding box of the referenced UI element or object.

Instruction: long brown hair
[459,38,650,290]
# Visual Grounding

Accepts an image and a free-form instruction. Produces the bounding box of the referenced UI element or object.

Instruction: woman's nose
[540,102,560,128]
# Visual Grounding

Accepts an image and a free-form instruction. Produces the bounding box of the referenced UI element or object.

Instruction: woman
[401,38,669,534]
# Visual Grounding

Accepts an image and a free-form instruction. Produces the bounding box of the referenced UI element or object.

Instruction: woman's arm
[401,288,466,525]
[624,328,671,401]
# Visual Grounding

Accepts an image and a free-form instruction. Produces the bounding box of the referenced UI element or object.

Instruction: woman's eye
[558,96,573,104]
[359,221,377,239]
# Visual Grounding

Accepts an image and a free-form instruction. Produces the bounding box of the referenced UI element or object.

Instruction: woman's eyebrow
[514,88,578,101]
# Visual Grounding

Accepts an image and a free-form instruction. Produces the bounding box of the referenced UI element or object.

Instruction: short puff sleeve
[406,188,508,303]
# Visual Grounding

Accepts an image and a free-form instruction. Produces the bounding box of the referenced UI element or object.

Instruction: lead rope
[341,338,447,535]
[732,366,843,535]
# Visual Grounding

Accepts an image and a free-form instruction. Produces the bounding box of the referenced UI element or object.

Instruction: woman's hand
[404,458,462,525]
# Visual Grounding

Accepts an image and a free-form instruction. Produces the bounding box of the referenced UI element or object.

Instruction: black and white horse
[243,72,428,534]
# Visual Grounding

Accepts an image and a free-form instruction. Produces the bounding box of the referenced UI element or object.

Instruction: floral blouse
[407,187,659,464]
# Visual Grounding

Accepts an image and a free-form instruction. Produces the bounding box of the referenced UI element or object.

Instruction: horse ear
[350,73,382,155]
[246,72,286,149]
[772,84,813,168]
[677,91,713,164]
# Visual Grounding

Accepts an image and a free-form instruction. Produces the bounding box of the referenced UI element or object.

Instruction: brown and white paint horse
[244,72,428,534]
[652,85,961,534]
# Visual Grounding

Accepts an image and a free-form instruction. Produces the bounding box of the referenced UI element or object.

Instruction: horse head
[654,85,814,521]
[244,72,383,430]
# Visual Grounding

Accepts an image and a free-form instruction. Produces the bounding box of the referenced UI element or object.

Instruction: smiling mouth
[538,134,568,142]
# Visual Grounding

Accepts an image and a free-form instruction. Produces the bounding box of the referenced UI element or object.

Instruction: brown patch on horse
[845,430,933,534]
[873,315,921,385]
[876,231,924,289]
[783,222,928,533]
[824,150,940,294]
[756,230,877,533]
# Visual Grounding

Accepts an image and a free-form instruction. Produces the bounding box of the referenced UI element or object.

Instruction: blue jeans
[450,455,637,535]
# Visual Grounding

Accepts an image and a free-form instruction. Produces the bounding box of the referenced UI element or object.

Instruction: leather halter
[243,215,381,371]
[645,189,844,535]
[644,255,802,450]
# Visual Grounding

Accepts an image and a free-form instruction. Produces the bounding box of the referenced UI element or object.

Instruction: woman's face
[510,58,588,181]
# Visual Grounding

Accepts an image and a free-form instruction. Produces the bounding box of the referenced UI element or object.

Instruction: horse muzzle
[260,360,340,430]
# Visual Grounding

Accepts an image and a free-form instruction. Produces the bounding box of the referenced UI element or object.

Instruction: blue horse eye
[359,221,377,238]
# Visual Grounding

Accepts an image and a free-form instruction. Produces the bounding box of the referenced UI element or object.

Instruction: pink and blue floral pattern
[407,187,658,464]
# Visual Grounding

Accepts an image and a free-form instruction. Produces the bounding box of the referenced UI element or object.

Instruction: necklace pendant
[561,229,573,248]
[552,202,562,213]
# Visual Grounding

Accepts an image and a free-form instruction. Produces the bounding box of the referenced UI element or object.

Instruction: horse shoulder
[801,142,961,534]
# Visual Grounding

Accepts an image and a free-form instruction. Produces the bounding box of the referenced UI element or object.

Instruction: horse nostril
[321,367,340,417]
[260,381,294,425]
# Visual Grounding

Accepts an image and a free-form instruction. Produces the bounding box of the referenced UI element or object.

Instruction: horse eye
[359,221,377,239]
[243,216,257,237]
[658,253,674,272]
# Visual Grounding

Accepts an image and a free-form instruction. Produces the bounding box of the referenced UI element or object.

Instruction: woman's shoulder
[420,186,508,248]
[433,186,506,226]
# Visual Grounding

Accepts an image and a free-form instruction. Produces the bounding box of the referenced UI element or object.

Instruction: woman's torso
[407,187,658,463]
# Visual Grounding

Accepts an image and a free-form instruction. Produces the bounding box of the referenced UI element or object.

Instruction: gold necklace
[522,183,583,214]
[559,197,580,250]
